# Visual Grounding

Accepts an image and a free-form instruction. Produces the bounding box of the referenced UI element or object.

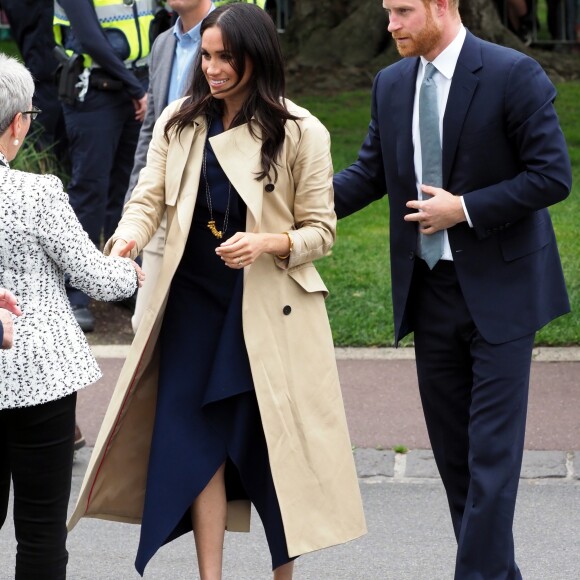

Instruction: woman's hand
[110,239,136,258]
[132,261,145,288]
[0,288,20,350]
[216,232,291,269]
[216,232,265,269]
[109,240,144,287]
[0,288,22,316]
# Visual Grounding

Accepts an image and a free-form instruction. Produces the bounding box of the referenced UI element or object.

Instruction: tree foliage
[283,0,579,94]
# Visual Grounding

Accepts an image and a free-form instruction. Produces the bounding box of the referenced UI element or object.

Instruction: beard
[392,10,443,57]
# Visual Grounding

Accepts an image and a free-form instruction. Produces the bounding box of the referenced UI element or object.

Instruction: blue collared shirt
[167,7,213,103]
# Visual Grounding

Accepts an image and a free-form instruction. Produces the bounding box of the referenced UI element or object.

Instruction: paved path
[1,450,578,579]
[75,346,580,482]
[80,346,580,456]
[1,347,578,579]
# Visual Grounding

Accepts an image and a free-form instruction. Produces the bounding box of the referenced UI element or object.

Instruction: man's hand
[133,94,147,122]
[404,185,466,234]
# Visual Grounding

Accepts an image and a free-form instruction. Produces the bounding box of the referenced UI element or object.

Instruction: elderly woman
[0,53,144,580]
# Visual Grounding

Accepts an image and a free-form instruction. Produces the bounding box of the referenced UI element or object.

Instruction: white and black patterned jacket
[0,166,137,409]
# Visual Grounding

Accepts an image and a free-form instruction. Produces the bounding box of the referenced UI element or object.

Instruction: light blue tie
[419,62,444,269]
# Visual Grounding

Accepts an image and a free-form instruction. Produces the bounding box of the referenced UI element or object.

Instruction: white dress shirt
[412,25,470,261]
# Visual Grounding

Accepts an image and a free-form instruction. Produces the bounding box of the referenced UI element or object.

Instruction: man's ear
[434,0,449,17]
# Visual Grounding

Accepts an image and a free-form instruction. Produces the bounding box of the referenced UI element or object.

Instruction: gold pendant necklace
[202,119,231,239]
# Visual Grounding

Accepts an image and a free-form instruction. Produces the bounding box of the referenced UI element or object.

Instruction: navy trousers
[411,259,534,580]
[64,85,143,307]
[0,392,77,580]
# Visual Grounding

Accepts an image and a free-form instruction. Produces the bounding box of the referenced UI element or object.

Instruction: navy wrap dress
[135,117,292,575]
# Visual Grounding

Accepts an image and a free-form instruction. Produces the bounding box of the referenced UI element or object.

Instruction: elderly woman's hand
[132,261,145,288]
[0,308,16,349]
[0,289,20,350]
[0,288,22,317]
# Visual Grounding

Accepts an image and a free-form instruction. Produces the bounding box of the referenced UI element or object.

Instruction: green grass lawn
[295,84,580,346]
[2,36,577,345]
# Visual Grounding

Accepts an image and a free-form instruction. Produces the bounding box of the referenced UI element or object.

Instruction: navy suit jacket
[334,31,571,345]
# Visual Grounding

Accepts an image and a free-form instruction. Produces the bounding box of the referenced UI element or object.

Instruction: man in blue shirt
[126,0,214,331]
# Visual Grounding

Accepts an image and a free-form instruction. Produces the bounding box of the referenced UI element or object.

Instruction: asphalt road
[1,455,578,579]
[1,302,579,579]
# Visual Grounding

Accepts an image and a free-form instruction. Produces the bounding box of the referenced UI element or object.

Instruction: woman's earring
[13,139,19,146]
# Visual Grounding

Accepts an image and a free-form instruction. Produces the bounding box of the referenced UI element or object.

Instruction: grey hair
[0,53,35,135]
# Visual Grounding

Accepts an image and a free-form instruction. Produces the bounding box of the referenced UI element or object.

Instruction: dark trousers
[64,86,143,307]
[411,260,534,580]
[0,392,77,580]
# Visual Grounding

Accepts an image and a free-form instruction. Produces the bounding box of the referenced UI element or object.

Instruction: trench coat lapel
[165,120,206,234]
[209,124,263,233]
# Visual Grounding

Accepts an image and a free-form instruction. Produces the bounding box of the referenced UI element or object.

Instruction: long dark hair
[165,3,298,182]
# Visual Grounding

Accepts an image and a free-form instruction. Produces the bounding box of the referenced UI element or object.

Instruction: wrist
[276,231,293,260]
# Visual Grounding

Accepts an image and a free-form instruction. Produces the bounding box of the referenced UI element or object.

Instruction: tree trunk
[283,0,578,94]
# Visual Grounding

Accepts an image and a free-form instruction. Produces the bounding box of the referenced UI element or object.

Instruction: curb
[91,345,580,362]
[73,447,580,482]
[353,448,579,481]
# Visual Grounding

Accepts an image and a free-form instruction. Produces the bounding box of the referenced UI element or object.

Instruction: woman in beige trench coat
[69,4,366,578]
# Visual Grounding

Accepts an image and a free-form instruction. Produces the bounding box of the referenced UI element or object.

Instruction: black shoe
[71,305,95,333]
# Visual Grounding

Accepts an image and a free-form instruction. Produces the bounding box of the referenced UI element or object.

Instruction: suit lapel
[442,31,481,186]
[209,124,263,232]
[157,34,177,109]
[392,58,420,198]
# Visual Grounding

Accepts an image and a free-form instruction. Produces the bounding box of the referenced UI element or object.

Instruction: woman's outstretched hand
[110,240,145,287]
[111,239,135,257]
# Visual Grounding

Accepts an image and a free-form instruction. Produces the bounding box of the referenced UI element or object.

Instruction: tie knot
[423,62,437,83]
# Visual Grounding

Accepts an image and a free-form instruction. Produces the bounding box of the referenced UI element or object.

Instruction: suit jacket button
[283,305,292,315]
[265,183,275,192]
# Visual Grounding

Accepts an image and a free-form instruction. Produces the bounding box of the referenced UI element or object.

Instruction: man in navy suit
[333,1,572,577]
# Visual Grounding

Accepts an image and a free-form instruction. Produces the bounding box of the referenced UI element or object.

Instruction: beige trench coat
[68,99,366,557]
